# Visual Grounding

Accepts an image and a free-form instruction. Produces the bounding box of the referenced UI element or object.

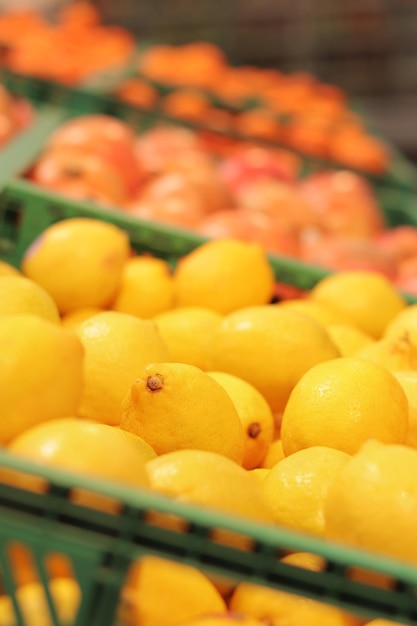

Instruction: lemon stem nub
[146,374,164,392]
[247,422,261,438]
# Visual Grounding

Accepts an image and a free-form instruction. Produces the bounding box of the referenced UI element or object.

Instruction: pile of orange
[0,2,135,84]
[116,42,390,174]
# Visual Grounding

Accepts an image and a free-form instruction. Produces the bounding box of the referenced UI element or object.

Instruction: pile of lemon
[0,217,416,626]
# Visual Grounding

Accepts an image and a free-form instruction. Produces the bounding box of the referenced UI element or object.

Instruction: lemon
[208,305,340,413]
[207,371,274,469]
[61,307,104,329]
[173,238,275,314]
[146,449,273,525]
[278,298,351,327]
[22,217,130,314]
[112,256,175,318]
[0,314,83,443]
[384,303,417,346]
[354,335,417,371]
[262,446,350,535]
[281,357,408,456]
[324,439,417,564]
[121,362,245,464]
[326,324,374,357]
[0,275,60,323]
[75,311,170,425]
[0,260,21,277]
[310,270,407,338]
[391,370,417,449]
[119,556,226,626]
[259,439,285,469]
[154,307,223,370]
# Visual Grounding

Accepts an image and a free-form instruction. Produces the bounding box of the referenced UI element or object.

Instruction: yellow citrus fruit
[178,614,266,626]
[310,271,407,339]
[391,370,417,448]
[0,578,80,626]
[324,439,417,564]
[281,357,408,456]
[75,311,170,425]
[0,314,83,443]
[117,428,157,461]
[262,446,350,535]
[146,449,274,525]
[207,371,274,469]
[154,307,223,370]
[208,305,340,414]
[61,307,104,329]
[118,556,226,626]
[259,439,285,469]
[173,239,275,314]
[364,621,402,626]
[354,335,417,371]
[8,418,151,492]
[229,583,362,626]
[120,362,244,463]
[384,303,417,346]
[0,260,20,277]
[112,256,175,318]
[21,217,130,314]
[278,299,351,327]
[0,275,60,323]
[326,324,374,357]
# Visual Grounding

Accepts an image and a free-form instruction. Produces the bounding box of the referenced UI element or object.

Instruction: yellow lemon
[0,314,83,443]
[178,615,266,626]
[119,556,226,626]
[121,362,244,464]
[278,299,351,327]
[324,439,417,564]
[326,324,374,357]
[229,582,362,626]
[354,335,417,371]
[75,311,170,425]
[392,370,417,448]
[259,439,285,469]
[173,239,275,314]
[281,357,408,456]
[207,371,274,469]
[262,446,350,535]
[310,270,407,339]
[112,255,175,318]
[154,307,223,370]
[208,305,340,414]
[384,303,417,346]
[21,217,130,314]
[249,468,270,484]
[0,275,60,323]
[146,449,274,525]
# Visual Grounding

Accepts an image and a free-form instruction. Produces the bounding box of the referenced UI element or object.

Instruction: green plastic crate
[1,448,417,626]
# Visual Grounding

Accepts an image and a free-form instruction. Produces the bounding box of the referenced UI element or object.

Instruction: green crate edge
[1,449,417,626]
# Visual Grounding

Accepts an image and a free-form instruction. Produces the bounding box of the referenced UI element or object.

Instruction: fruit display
[21,113,417,296]
[0,82,33,149]
[1,220,417,624]
[116,42,390,175]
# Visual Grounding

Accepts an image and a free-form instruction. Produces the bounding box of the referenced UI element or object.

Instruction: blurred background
[89,0,417,164]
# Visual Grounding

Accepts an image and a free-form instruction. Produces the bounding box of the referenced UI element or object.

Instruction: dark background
[94,0,417,166]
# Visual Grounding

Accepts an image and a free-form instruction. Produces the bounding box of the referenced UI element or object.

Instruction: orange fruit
[262,446,350,535]
[207,371,274,469]
[154,307,223,370]
[75,311,170,425]
[21,217,131,314]
[0,275,60,323]
[208,305,340,414]
[309,271,406,339]
[119,556,226,626]
[146,449,273,525]
[120,362,244,463]
[281,357,408,456]
[173,239,275,314]
[0,314,83,443]
[325,439,417,564]
[112,256,175,319]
